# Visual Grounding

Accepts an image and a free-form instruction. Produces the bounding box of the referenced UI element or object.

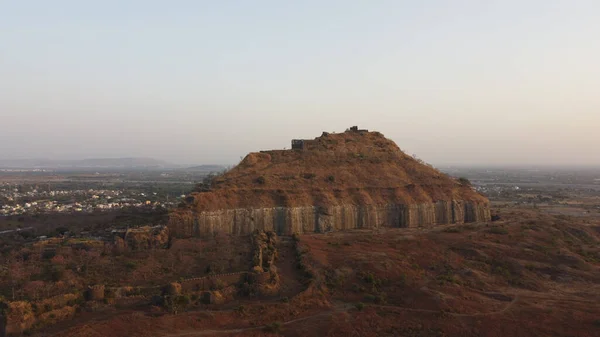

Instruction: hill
[169,127,491,237]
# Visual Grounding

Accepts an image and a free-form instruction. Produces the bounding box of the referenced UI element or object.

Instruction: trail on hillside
[160,296,523,337]
[163,302,354,336]
[275,236,305,298]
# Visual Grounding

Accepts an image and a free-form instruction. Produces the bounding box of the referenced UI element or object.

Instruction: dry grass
[28,208,600,337]
[176,130,486,212]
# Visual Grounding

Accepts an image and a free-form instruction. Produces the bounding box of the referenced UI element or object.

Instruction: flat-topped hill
[170,127,491,237]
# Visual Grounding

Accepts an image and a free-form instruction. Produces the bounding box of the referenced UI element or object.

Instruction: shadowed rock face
[170,129,491,237]
[0,314,6,337]
[170,201,490,236]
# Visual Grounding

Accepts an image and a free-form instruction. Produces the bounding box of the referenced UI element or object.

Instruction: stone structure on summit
[169,127,491,237]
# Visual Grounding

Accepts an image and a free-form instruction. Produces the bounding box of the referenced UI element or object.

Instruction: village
[0,183,180,216]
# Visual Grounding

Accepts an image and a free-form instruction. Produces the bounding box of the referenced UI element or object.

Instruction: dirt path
[164,327,261,336]
[275,236,305,298]
[160,296,523,337]
[163,302,353,336]
[365,295,519,318]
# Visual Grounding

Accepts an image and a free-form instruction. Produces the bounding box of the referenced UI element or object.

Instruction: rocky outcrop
[88,285,105,301]
[170,128,491,237]
[113,226,169,250]
[170,200,490,236]
[0,302,6,337]
[6,302,35,335]
[252,231,278,272]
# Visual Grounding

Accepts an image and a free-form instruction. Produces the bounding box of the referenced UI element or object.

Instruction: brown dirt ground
[45,208,600,337]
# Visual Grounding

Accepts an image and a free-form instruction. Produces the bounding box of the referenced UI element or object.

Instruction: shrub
[436,273,457,285]
[235,305,247,316]
[55,227,69,235]
[375,293,387,304]
[255,176,266,184]
[163,295,191,315]
[458,177,471,185]
[363,294,377,302]
[264,322,282,333]
[212,279,225,291]
[355,302,365,311]
[125,261,137,271]
[42,250,56,260]
[326,175,335,183]
[180,295,191,305]
[399,273,407,286]
[488,226,508,235]
[302,173,316,179]
[150,295,164,306]
[19,230,35,239]
[49,265,65,282]
[351,283,363,293]
[325,269,346,289]
[362,272,380,287]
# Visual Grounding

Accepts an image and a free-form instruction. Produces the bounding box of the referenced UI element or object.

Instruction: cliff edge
[170,127,491,237]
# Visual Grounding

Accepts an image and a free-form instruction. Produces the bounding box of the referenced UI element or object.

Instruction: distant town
[0,164,224,219]
[0,183,180,216]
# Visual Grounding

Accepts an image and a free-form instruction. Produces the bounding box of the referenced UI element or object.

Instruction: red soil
[181,129,487,212]
[50,208,600,337]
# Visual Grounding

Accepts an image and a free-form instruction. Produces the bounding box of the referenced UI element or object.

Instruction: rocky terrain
[170,128,491,237]
[43,207,600,337]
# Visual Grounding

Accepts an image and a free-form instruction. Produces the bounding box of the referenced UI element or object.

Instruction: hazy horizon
[2,1,599,167]
[2,156,600,171]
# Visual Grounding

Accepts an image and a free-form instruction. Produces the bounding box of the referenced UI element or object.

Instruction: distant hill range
[0,158,230,172]
[0,157,173,169]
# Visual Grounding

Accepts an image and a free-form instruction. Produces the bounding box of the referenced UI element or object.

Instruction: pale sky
[1,0,599,166]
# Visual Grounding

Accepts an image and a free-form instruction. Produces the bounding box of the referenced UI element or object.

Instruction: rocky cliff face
[170,201,490,236]
[170,128,491,237]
